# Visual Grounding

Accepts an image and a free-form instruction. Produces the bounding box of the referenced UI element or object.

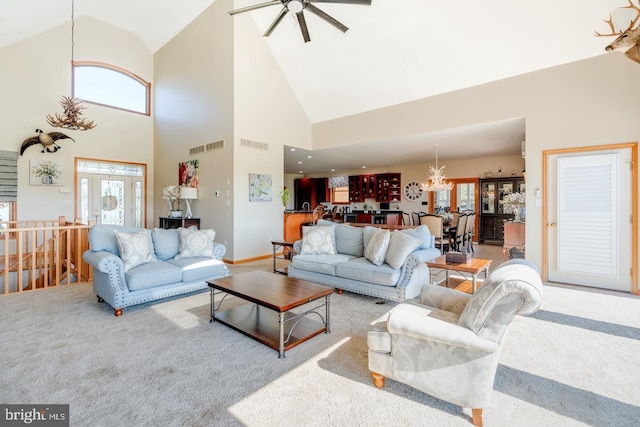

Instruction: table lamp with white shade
[179,187,198,218]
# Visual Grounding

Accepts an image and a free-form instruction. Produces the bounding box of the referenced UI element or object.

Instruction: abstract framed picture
[30,160,63,186]
[249,173,272,202]
[179,159,199,189]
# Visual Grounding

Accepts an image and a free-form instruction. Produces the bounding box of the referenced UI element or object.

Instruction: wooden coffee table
[208,271,334,358]
[426,256,492,293]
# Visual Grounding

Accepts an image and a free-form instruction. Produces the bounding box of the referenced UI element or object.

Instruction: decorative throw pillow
[300,226,336,255]
[114,229,157,272]
[400,225,433,250]
[151,228,180,260]
[362,226,379,250]
[364,229,391,266]
[174,228,216,259]
[335,224,364,257]
[385,230,422,270]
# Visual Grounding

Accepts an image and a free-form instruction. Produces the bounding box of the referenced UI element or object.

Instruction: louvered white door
[547,149,631,291]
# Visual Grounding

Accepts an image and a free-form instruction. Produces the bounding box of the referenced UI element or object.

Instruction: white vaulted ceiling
[1,0,633,172]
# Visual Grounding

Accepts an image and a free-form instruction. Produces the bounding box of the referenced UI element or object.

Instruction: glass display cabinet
[479,177,525,244]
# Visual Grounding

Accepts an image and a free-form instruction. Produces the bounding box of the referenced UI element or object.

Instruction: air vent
[241,138,269,151]
[189,140,224,156]
[206,140,224,151]
[189,145,205,156]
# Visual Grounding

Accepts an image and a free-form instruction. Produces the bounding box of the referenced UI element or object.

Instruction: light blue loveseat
[288,220,441,302]
[83,224,229,316]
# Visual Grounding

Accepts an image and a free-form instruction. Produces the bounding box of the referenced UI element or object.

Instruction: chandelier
[46,0,96,131]
[423,145,453,192]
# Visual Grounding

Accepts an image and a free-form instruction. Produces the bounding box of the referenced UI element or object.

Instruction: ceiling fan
[228,0,372,43]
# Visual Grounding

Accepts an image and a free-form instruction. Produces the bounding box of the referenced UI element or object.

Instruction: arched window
[73,61,151,115]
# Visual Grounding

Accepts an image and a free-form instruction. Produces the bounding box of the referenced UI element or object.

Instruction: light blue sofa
[288,220,441,302]
[83,224,229,316]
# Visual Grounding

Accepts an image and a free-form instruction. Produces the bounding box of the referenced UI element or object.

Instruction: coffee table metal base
[210,289,331,358]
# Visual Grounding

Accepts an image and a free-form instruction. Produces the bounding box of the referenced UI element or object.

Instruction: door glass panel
[100,179,125,226]
[434,190,450,213]
[80,178,89,223]
[457,183,475,212]
[134,181,142,228]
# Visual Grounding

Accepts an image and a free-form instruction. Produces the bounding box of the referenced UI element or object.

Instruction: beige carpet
[1,248,639,426]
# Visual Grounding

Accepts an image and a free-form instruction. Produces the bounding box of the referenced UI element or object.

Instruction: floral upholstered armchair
[367,259,543,426]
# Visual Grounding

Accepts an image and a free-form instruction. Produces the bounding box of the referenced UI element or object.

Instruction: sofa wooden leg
[337,289,343,294]
[471,408,483,427]
[371,372,385,388]
[97,296,104,303]
[114,308,123,317]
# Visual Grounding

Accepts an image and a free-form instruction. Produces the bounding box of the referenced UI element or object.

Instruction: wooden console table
[159,217,200,229]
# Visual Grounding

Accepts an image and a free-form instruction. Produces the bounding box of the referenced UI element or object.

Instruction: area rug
[1,279,639,426]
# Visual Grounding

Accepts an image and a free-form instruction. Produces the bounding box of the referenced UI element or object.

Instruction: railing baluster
[0,219,93,296]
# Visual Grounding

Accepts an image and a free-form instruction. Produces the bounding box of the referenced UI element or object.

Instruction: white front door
[78,173,144,227]
[546,147,632,291]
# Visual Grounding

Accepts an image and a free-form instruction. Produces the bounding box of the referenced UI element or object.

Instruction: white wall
[312,53,640,271]
[154,1,235,255]
[232,10,311,260]
[0,16,154,223]
[154,0,310,261]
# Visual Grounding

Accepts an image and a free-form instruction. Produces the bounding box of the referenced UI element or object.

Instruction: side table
[426,256,492,293]
[271,240,296,275]
[159,217,200,229]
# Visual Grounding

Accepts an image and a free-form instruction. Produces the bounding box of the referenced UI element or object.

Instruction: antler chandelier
[423,145,453,192]
[46,0,96,131]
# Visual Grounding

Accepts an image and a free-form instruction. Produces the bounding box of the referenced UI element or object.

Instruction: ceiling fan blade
[297,11,311,43]
[228,0,282,16]
[310,0,372,5]
[305,3,348,33]
[264,7,289,37]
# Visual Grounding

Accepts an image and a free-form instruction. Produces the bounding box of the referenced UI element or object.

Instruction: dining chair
[402,212,411,226]
[451,213,468,252]
[419,214,449,253]
[412,211,426,228]
[464,212,476,253]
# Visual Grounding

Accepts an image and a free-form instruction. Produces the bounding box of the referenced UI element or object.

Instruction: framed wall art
[30,160,63,186]
[249,173,272,202]
[179,159,199,189]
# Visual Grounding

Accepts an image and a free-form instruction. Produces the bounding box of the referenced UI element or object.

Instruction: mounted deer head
[595,0,640,63]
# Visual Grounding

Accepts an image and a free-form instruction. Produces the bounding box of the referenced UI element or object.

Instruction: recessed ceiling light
[362,166,367,169]
[289,148,296,151]
[299,170,303,174]
[307,155,312,159]
[298,161,302,164]
[331,169,335,172]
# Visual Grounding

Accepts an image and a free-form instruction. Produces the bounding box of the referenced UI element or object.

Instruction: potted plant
[162,185,182,217]
[280,186,291,209]
[501,192,525,222]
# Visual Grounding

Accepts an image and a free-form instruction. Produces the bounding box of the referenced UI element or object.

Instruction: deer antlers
[46,96,97,131]
[595,0,640,37]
